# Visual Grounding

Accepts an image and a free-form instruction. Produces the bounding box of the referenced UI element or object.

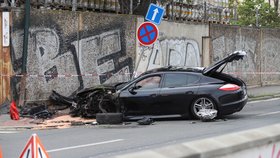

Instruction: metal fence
[163,1,231,23]
[2,0,231,23]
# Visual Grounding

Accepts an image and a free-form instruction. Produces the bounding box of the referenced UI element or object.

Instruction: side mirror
[128,85,142,95]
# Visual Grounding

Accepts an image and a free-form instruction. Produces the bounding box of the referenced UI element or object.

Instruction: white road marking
[248,98,280,104]
[257,111,280,117]
[0,131,19,134]
[47,139,124,153]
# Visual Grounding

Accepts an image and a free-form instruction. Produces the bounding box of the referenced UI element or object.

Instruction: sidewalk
[247,85,280,101]
[0,114,36,130]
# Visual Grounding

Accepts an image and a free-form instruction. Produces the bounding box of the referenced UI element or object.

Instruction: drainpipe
[22,0,30,74]
[18,0,30,107]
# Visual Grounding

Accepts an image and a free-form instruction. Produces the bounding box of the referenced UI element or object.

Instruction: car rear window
[163,73,199,88]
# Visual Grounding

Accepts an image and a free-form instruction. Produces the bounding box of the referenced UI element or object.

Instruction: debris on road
[197,109,217,122]
[137,117,154,125]
[20,104,53,119]
[33,115,96,129]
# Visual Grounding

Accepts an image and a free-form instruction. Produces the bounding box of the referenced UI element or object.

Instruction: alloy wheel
[193,97,215,117]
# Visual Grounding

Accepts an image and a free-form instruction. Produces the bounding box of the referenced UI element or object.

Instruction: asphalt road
[1,98,280,158]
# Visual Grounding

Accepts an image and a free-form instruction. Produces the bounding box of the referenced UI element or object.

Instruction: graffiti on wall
[212,35,257,72]
[135,36,201,75]
[261,37,280,83]
[11,27,133,100]
[210,33,260,86]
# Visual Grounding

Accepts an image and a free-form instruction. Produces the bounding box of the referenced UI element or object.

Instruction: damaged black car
[117,50,248,119]
[50,50,248,121]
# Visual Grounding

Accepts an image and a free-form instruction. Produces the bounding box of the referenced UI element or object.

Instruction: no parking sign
[137,22,158,46]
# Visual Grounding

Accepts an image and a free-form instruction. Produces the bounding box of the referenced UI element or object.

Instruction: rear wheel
[190,97,217,119]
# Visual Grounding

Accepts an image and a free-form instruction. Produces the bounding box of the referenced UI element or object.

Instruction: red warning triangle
[19,134,50,158]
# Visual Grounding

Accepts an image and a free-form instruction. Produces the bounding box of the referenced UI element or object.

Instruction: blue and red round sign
[137,22,159,46]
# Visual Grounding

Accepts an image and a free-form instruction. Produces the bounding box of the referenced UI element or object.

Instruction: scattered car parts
[20,104,53,119]
[197,109,218,122]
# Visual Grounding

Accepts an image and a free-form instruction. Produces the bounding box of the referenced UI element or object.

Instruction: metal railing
[162,0,231,23]
[2,0,231,24]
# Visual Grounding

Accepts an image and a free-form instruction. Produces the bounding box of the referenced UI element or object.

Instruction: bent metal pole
[19,0,30,107]
[22,0,30,74]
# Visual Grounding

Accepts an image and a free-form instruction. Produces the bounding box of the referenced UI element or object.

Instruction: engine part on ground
[33,110,53,119]
[137,117,154,125]
[20,104,53,119]
[96,113,123,124]
[197,109,217,122]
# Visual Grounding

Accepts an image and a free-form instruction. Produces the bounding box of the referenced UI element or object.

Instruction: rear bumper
[218,94,248,115]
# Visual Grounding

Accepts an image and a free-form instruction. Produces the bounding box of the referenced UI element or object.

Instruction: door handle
[185,91,194,94]
[150,94,157,98]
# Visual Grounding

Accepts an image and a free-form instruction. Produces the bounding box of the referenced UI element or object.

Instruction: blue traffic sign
[145,3,165,25]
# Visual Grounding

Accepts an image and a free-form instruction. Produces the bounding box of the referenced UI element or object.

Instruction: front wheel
[190,97,217,119]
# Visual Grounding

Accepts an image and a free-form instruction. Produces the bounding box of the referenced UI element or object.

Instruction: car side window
[163,74,187,88]
[187,74,200,85]
[135,76,161,89]
[163,73,200,88]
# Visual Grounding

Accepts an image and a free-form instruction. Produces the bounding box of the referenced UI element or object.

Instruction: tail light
[219,84,240,91]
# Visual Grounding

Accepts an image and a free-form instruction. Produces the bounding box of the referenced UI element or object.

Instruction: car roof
[140,66,204,76]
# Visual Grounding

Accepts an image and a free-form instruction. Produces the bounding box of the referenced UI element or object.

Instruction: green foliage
[236,0,280,28]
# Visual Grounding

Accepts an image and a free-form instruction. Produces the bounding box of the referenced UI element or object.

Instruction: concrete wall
[261,29,280,86]
[11,9,137,101]
[135,19,209,75]
[210,24,280,87]
[10,9,280,101]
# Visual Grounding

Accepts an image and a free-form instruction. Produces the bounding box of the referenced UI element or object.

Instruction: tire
[190,97,217,119]
[96,113,123,124]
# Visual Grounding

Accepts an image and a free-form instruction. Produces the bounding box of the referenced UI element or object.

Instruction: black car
[116,51,248,119]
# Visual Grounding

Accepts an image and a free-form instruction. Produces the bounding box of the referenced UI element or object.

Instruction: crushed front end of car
[49,84,123,118]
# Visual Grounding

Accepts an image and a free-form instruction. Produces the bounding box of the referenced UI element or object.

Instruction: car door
[119,75,162,116]
[157,73,200,115]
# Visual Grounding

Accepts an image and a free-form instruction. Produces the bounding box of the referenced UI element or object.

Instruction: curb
[248,93,280,102]
[0,126,36,130]
[115,124,280,158]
